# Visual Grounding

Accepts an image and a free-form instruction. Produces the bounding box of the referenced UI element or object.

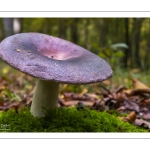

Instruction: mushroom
[0,33,113,117]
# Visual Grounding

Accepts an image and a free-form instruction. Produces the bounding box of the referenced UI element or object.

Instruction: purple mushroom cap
[0,33,112,84]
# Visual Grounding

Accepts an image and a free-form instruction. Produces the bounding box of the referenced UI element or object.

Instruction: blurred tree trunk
[145,19,150,70]
[84,19,89,48]
[43,18,50,34]
[58,19,67,39]
[0,19,5,41]
[131,18,144,68]
[13,18,22,34]
[71,18,78,44]
[3,18,13,37]
[99,19,107,47]
[123,18,130,68]
[145,42,150,70]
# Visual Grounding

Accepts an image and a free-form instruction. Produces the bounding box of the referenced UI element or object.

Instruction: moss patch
[0,107,147,132]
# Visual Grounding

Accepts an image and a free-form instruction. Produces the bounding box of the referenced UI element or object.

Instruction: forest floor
[0,61,150,132]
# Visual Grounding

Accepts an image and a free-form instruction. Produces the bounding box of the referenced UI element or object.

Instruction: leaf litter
[0,66,150,131]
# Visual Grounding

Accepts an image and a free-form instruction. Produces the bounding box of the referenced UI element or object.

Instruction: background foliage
[0,18,150,71]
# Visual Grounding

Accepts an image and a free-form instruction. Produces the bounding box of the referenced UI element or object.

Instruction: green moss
[0,107,147,132]
[107,109,128,117]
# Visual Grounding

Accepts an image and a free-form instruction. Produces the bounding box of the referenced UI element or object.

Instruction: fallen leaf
[0,101,21,110]
[118,111,136,123]
[134,119,150,129]
[123,99,139,113]
[0,100,4,106]
[63,100,94,107]
[63,92,97,101]
[127,89,150,96]
[131,78,149,90]
[114,86,127,93]
[126,111,137,123]
[140,111,150,120]
[102,79,111,85]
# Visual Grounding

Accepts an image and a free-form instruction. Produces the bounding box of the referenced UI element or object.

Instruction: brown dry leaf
[114,86,127,93]
[0,85,6,91]
[128,89,150,96]
[124,99,140,113]
[83,93,99,100]
[63,100,94,107]
[0,101,21,110]
[58,98,65,107]
[63,100,79,106]
[126,111,136,123]
[112,93,124,102]
[0,100,4,106]
[63,92,97,101]
[140,111,150,120]
[102,79,111,85]
[134,119,150,129]
[123,89,132,95]
[131,78,149,90]
[142,99,150,105]
[118,111,136,123]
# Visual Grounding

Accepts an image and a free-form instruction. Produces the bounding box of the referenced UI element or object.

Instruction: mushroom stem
[31,79,59,117]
